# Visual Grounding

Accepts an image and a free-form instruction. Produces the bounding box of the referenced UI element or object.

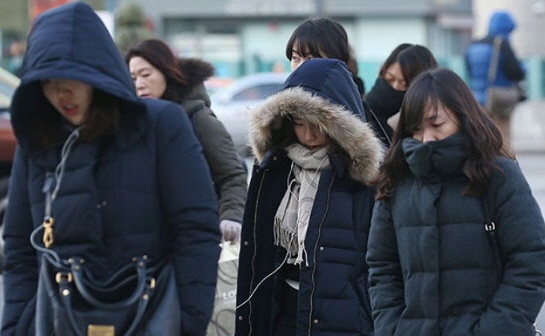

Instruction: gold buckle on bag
[43,217,55,248]
[87,324,115,336]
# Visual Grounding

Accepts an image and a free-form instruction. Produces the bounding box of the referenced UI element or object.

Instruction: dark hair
[125,39,188,102]
[31,86,120,149]
[285,18,349,64]
[378,43,413,77]
[396,45,438,86]
[375,68,513,199]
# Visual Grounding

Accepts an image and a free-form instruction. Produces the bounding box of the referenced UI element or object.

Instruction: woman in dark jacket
[1,3,220,335]
[364,44,437,145]
[126,39,247,242]
[235,58,383,336]
[367,68,545,336]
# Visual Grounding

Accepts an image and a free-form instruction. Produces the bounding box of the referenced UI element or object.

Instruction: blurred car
[210,72,288,156]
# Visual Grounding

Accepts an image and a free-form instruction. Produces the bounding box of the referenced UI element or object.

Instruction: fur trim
[248,87,384,184]
[177,58,215,95]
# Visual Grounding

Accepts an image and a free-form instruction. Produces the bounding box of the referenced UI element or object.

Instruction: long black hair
[375,68,513,199]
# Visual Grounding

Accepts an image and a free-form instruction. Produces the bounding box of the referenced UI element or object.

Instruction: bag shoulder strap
[488,36,503,85]
[483,196,503,273]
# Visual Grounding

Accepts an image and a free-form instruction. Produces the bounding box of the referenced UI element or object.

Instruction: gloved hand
[220,219,242,243]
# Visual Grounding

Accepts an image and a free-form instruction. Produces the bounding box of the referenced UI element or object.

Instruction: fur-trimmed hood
[249,59,384,184]
[176,58,214,102]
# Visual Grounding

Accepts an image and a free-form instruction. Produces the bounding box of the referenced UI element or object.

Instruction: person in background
[6,40,24,77]
[348,45,366,98]
[126,39,247,243]
[465,10,525,146]
[235,58,382,336]
[367,68,545,336]
[364,43,438,145]
[285,17,387,145]
[2,3,220,335]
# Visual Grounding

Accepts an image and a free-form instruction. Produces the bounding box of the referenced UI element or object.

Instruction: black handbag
[30,164,182,336]
[34,251,181,336]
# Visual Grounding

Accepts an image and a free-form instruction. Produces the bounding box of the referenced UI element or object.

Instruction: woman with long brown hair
[126,39,247,243]
[367,68,545,336]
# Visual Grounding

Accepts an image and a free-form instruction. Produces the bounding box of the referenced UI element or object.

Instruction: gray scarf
[273,143,330,265]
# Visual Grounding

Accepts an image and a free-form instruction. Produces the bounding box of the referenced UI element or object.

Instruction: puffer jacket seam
[307,175,335,336]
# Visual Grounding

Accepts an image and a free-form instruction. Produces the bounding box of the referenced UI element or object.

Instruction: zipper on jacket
[307,175,335,336]
[248,170,267,336]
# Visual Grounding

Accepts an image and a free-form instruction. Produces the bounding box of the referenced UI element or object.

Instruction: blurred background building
[0,0,544,98]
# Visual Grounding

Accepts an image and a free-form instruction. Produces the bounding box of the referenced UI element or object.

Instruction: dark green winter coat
[177,58,247,223]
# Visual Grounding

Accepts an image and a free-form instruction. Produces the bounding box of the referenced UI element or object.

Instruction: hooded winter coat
[367,135,545,336]
[465,11,525,106]
[174,58,247,223]
[1,3,221,336]
[235,58,383,336]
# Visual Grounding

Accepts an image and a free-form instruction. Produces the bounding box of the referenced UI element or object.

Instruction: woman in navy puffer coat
[235,59,383,336]
[1,3,221,335]
[367,68,545,336]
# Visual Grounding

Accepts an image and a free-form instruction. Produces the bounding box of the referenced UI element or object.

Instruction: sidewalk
[512,100,545,152]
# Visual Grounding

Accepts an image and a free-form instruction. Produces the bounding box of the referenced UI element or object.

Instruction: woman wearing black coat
[1,3,220,335]
[126,39,247,242]
[235,59,383,336]
[367,68,545,336]
[364,44,437,145]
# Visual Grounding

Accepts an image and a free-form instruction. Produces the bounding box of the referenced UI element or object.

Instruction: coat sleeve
[1,147,37,336]
[366,199,406,336]
[474,158,545,336]
[193,106,247,223]
[155,103,221,336]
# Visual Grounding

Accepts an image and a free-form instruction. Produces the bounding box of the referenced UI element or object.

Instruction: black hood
[282,58,367,121]
[10,2,144,147]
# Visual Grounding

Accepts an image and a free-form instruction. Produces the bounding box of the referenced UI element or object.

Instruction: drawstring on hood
[32,126,81,253]
[51,127,81,200]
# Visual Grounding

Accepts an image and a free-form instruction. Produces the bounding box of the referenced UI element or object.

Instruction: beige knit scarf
[273,143,330,266]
